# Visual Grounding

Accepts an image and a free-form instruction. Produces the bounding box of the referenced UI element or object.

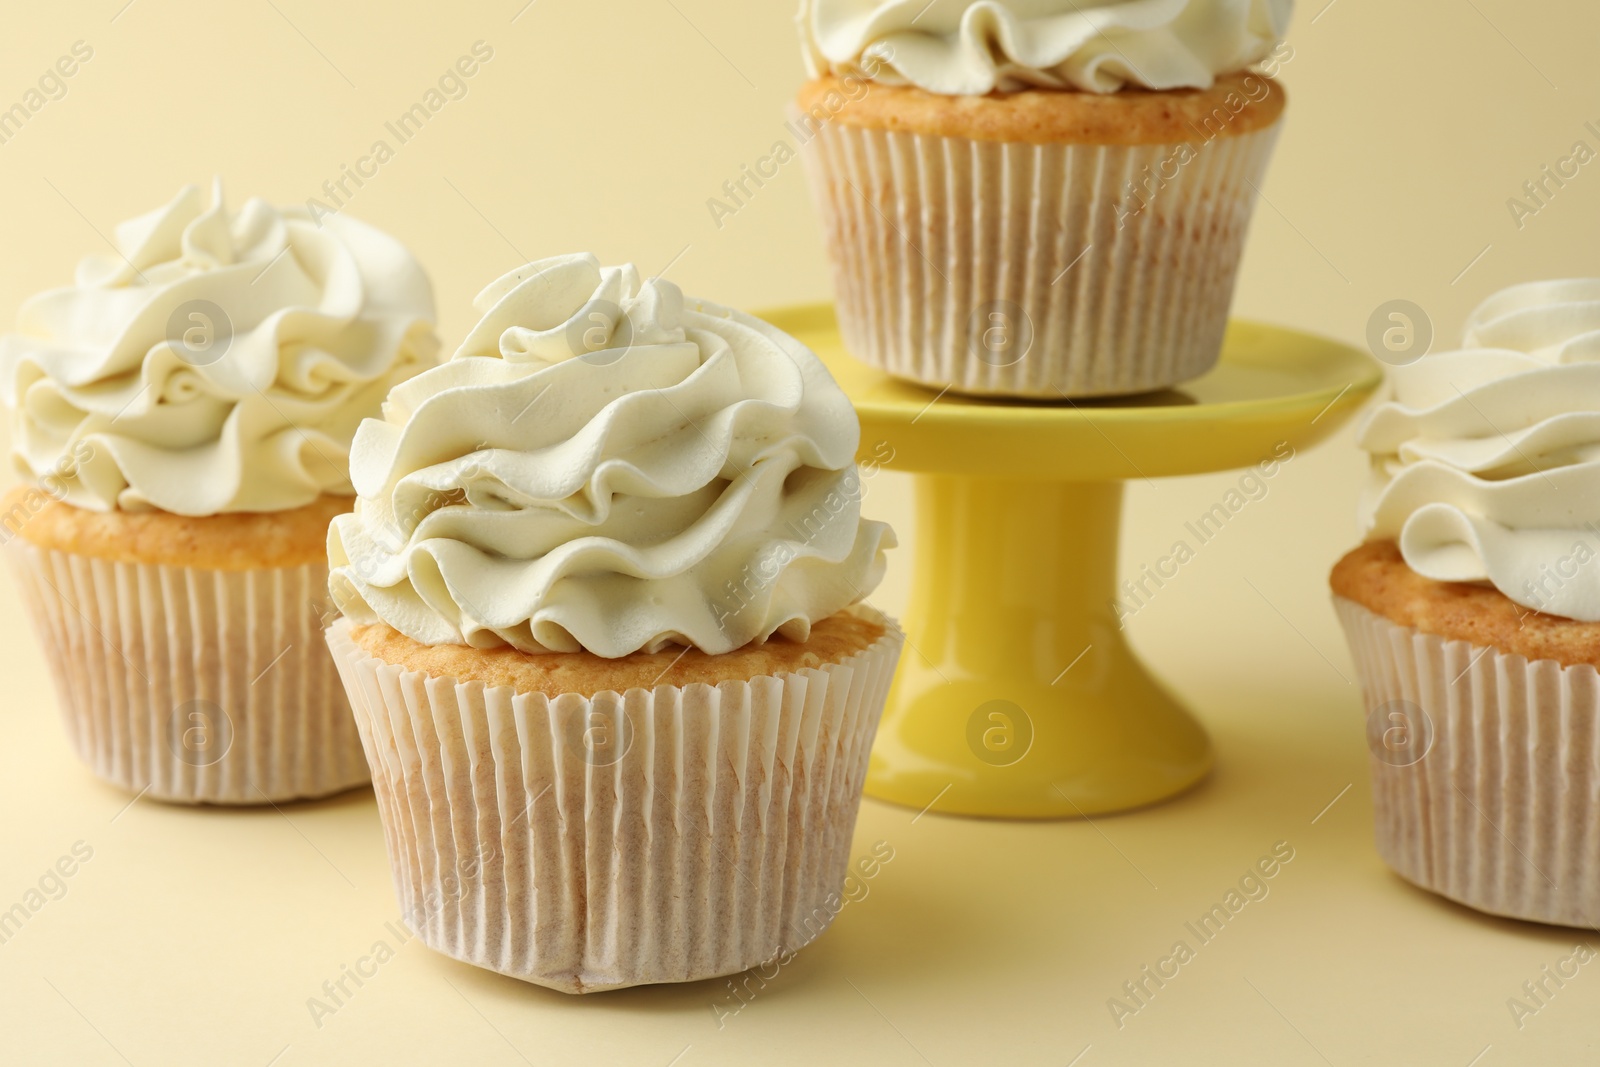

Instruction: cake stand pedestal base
[878,477,1209,818]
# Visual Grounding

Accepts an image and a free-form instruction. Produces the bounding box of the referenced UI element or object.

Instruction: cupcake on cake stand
[764,306,1379,819]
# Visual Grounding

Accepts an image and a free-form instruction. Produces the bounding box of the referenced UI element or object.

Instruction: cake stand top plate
[761,304,1383,482]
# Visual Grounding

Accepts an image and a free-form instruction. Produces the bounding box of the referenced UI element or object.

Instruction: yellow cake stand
[762,305,1381,819]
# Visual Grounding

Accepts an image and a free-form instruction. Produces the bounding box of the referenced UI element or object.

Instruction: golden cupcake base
[326,611,904,991]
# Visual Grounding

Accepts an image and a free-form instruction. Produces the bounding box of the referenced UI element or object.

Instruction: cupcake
[324,253,902,992]
[796,0,1292,398]
[1332,279,1600,927]
[1,181,439,804]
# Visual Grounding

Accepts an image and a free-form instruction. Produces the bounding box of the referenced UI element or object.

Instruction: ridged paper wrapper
[7,540,367,804]
[325,609,904,993]
[800,118,1282,398]
[1335,596,1600,928]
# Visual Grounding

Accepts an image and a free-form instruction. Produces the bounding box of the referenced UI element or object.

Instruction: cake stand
[762,305,1381,819]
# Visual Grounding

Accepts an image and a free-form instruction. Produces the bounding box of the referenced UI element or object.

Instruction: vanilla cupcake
[1,181,439,804]
[324,253,901,992]
[796,0,1292,398]
[1333,279,1600,927]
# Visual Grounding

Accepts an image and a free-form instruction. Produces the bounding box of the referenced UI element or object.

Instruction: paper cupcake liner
[800,118,1282,398]
[1334,596,1600,928]
[6,540,368,805]
[325,610,903,993]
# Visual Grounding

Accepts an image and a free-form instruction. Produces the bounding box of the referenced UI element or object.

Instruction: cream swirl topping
[328,253,894,658]
[0,181,440,515]
[1360,279,1600,621]
[800,0,1293,95]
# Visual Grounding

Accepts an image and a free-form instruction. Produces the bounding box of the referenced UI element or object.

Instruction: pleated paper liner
[7,540,368,804]
[1334,596,1600,928]
[800,116,1282,398]
[325,608,904,993]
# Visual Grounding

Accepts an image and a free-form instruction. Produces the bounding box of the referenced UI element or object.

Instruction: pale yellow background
[2,1,1598,1064]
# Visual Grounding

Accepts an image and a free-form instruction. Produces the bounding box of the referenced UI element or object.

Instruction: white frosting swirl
[800,0,1293,95]
[328,253,894,658]
[1360,279,1600,622]
[1,181,439,515]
